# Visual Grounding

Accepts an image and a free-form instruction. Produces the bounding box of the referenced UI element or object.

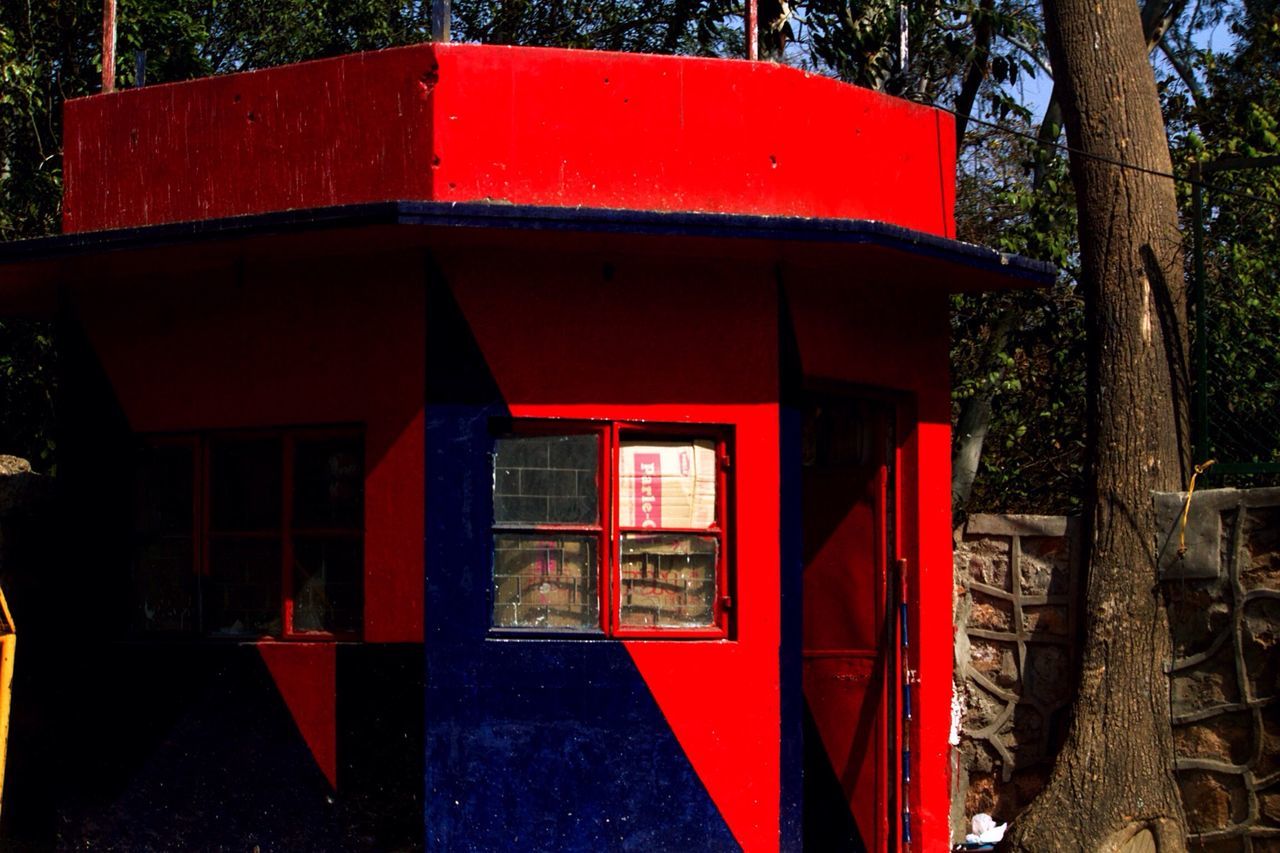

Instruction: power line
[938,104,1280,213]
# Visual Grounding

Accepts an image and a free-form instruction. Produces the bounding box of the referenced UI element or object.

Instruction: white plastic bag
[964,813,1008,844]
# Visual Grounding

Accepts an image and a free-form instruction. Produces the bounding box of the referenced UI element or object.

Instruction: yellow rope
[0,584,13,635]
[1178,459,1217,558]
[0,583,13,820]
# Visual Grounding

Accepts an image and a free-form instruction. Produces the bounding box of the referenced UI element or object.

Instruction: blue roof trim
[0,200,1055,284]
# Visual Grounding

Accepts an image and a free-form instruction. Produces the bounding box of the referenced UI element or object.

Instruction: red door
[801,394,895,852]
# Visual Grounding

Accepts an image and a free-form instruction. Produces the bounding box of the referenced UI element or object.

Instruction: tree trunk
[950,0,1175,520]
[1002,0,1191,849]
[951,305,1017,517]
[950,100,1062,518]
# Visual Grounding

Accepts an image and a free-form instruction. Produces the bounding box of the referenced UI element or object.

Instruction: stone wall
[1157,487,1280,851]
[953,496,1280,849]
[951,514,1082,838]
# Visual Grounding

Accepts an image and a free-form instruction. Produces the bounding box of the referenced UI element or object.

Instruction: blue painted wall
[423,268,739,851]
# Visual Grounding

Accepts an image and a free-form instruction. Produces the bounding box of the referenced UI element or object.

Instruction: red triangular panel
[258,643,338,788]
[624,640,780,852]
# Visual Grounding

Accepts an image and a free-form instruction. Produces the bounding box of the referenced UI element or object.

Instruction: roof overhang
[0,201,1055,315]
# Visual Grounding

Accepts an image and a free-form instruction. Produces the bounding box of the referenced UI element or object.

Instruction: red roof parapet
[63,43,956,237]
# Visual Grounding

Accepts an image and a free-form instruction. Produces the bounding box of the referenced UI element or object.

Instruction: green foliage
[451,1,738,55]
[952,119,1085,514]
[0,319,55,469]
[951,0,1280,511]
[800,0,1045,105]
[1164,0,1280,474]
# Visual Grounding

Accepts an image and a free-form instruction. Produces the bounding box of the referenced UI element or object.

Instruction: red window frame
[491,419,732,640]
[134,426,364,641]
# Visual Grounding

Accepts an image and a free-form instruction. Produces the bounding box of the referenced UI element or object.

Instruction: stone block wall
[1158,487,1280,851]
[953,496,1280,849]
[951,514,1082,839]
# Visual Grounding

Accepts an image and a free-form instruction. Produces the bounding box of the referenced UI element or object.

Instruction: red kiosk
[0,44,1049,851]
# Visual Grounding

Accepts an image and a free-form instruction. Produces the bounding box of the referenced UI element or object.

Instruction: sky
[1012,7,1239,127]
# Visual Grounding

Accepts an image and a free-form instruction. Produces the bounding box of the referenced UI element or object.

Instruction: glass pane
[493,434,598,524]
[210,438,282,531]
[492,534,598,630]
[618,440,717,530]
[207,537,282,636]
[132,537,196,633]
[293,436,364,529]
[292,536,363,634]
[132,442,196,633]
[619,534,718,629]
[133,443,194,535]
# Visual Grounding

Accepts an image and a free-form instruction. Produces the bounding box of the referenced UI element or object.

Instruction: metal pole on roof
[432,0,451,43]
[897,2,909,79]
[746,0,759,60]
[102,0,117,92]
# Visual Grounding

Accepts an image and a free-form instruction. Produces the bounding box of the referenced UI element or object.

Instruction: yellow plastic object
[0,584,13,820]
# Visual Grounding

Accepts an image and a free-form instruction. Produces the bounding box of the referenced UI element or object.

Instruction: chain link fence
[1192,155,1280,482]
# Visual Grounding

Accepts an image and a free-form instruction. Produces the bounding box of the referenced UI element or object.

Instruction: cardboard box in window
[492,535,597,629]
[618,441,716,530]
[620,561,716,627]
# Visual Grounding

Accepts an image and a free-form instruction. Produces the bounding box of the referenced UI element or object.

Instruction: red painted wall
[441,245,957,851]
[442,246,781,852]
[63,44,956,238]
[69,251,425,785]
[64,235,956,850]
[72,252,425,643]
[786,272,954,851]
[52,40,972,850]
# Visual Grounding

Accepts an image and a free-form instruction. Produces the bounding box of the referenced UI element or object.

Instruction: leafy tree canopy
[1165,0,1280,474]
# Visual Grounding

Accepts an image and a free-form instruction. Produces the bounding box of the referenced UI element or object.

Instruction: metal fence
[1191,155,1280,479]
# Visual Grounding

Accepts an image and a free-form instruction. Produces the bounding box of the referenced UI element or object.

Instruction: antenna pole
[432,0,451,43]
[102,0,117,92]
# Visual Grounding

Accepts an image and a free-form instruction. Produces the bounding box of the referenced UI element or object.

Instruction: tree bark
[1002,0,1191,849]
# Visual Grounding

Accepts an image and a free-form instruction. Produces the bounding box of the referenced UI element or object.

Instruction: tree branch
[1001,34,1054,78]
[1140,0,1191,51]
[1158,37,1204,103]
[953,0,996,147]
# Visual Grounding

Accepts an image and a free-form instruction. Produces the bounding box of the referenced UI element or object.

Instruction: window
[131,428,363,639]
[491,422,731,638]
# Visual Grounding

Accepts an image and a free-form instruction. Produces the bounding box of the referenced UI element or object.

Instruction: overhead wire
[935,104,1280,212]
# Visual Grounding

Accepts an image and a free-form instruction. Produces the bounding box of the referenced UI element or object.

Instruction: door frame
[796,382,909,852]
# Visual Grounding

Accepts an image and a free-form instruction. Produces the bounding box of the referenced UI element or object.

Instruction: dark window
[132,428,363,639]
[131,439,198,633]
[491,423,730,638]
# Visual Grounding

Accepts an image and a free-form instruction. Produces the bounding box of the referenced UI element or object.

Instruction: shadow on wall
[0,319,423,852]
